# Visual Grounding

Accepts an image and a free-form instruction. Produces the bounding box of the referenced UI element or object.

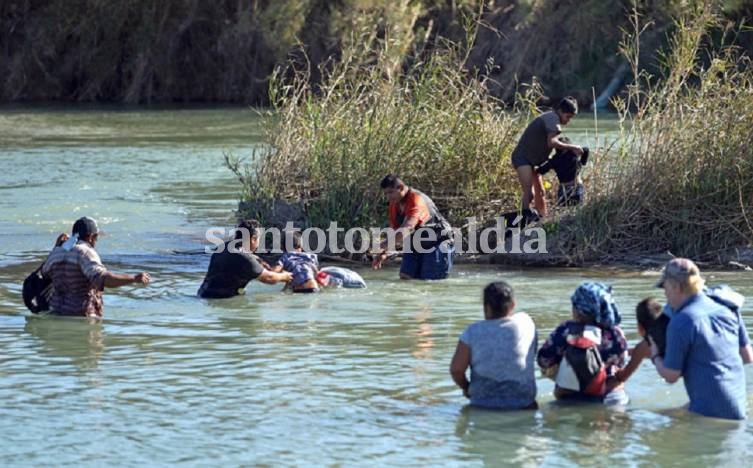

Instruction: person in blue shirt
[650,258,753,420]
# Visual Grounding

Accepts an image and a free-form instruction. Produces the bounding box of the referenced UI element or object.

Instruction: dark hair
[235,219,260,239]
[636,297,663,329]
[380,174,404,189]
[555,96,578,115]
[286,231,303,250]
[483,281,515,318]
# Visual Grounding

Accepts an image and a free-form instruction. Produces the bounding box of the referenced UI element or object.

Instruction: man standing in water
[510,96,584,218]
[372,174,454,280]
[198,219,292,298]
[650,258,753,420]
[42,216,151,318]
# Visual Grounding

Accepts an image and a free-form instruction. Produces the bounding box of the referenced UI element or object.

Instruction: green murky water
[1,107,752,466]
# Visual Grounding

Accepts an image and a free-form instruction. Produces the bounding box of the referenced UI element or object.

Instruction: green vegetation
[4,0,751,261]
[229,6,534,234]
[231,1,753,261]
[561,3,753,263]
[1,0,331,103]
[4,1,750,105]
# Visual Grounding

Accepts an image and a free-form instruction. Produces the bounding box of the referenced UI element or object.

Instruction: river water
[0,107,752,467]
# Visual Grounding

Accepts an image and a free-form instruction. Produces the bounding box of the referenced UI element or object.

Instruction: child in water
[272,232,320,293]
[614,298,667,383]
[537,282,629,405]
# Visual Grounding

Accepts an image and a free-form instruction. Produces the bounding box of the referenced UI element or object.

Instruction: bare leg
[515,165,534,212]
[532,172,548,217]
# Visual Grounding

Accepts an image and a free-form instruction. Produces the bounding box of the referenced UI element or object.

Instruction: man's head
[483,281,516,319]
[656,258,704,308]
[72,217,100,246]
[555,96,578,125]
[235,219,261,251]
[380,174,409,203]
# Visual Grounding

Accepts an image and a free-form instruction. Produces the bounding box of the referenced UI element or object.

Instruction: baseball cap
[655,258,700,288]
[72,217,101,237]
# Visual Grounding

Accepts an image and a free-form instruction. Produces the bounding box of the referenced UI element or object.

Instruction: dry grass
[230,10,536,231]
[562,2,753,262]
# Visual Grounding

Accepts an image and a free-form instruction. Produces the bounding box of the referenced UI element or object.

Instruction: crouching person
[537,282,629,406]
[535,136,589,206]
[450,281,538,410]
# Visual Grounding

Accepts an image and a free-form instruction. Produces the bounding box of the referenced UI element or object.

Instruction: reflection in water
[455,405,545,467]
[24,315,105,370]
[411,305,435,361]
[538,402,636,461]
[634,409,750,466]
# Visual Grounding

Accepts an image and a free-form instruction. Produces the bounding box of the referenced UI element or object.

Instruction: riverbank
[230,6,752,266]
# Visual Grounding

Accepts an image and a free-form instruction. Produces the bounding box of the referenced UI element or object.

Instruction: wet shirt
[664,293,749,420]
[42,241,107,317]
[197,242,265,298]
[388,188,452,248]
[388,189,432,230]
[537,320,628,379]
[459,313,538,409]
[511,111,561,166]
[277,252,318,287]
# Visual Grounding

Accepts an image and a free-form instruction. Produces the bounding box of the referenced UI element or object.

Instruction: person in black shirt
[198,220,292,298]
[536,137,589,206]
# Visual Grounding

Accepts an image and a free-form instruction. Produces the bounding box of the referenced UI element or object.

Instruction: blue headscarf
[570,282,621,328]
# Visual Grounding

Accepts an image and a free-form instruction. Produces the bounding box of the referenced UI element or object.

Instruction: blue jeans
[399,241,454,280]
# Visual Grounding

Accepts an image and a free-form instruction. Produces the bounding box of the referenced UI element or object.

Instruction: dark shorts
[511,151,531,169]
[293,287,319,294]
[399,242,454,280]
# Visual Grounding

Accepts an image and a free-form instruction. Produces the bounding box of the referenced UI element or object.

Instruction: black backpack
[22,264,53,313]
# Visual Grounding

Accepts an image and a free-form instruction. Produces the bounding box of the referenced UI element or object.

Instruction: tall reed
[563,1,753,262]
[231,10,536,233]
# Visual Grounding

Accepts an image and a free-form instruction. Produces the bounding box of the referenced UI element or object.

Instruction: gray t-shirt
[459,312,537,409]
[511,111,561,166]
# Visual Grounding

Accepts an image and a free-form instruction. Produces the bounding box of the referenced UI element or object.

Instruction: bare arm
[449,341,471,398]
[372,217,419,270]
[740,345,753,364]
[651,355,682,383]
[649,334,682,383]
[614,340,651,384]
[378,218,418,251]
[257,269,292,285]
[103,272,150,288]
[548,133,583,155]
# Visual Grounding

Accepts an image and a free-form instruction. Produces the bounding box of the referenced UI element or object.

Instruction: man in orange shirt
[372,174,454,280]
